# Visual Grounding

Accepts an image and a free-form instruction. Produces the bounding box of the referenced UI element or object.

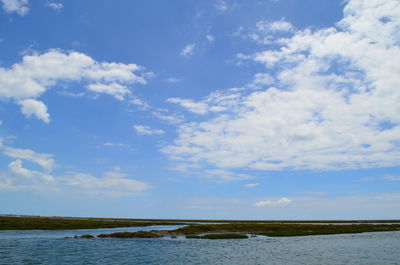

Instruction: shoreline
[2,216,400,238]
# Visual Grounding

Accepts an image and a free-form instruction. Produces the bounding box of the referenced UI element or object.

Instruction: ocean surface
[1,225,400,265]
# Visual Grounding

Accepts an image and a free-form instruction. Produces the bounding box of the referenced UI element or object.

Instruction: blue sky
[0,0,399,219]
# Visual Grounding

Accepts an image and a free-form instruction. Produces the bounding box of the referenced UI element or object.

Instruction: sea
[1,225,400,265]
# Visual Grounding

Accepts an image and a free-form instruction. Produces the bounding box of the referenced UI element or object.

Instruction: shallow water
[1,226,399,265]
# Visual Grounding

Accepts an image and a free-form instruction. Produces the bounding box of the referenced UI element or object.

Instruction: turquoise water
[1,226,400,265]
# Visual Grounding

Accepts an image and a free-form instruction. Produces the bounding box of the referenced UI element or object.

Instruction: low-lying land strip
[82,223,400,239]
[0,216,183,230]
[2,216,400,238]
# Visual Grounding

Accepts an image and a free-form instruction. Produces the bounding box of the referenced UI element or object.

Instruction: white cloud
[254,197,292,207]
[2,161,150,194]
[3,146,55,172]
[87,83,131,100]
[47,2,63,11]
[382,175,400,181]
[247,73,274,89]
[8,159,32,178]
[133,125,165,135]
[180,44,196,57]
[0,50,149,122]
[164,0,400,172]
[0,0,29,16]
[18,99,50,123]
[244,183,259,188]
[3,159,55,193]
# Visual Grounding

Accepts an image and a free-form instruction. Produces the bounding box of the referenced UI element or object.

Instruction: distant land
[1,215,400,239]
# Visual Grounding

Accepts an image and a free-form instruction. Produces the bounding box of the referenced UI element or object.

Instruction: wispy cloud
[133,125,165,135]
[244,183,259,188]
[254,197,292,207]
[180,43,196,57]
[215,0,236,13]
[3,146,55,172]
[47,2,63,11]
[164,77,182,83]
[382,175,400,181]
[206,34,215,42]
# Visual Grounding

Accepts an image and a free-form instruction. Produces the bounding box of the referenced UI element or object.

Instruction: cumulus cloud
[18,99,50,123]
[8,159,33,178]
[0,50,149,122]
[180,44,196,57]
[0,0,29,16]
[133,125,165,135]
[254,197,292,207]
[8,159,54,183]
[3,146,55,172]
[164,0,400,171]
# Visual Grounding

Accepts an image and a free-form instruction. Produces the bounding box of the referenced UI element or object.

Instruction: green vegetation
[83,223,400,239]
[97,231,162,238]
[0,216,183,230]
[2,216,400,239]
[186,233,248,239]
[173,223,400,237]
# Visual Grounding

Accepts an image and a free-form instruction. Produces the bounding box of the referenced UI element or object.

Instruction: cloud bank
[164,0,400,172]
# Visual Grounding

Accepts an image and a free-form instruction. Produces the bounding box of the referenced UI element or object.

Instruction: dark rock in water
[76,234,95,239]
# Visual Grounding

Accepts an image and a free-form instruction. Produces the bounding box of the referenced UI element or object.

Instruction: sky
[0,0,399,220]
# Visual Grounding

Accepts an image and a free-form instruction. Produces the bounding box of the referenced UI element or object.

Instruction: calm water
[1,226,400,265]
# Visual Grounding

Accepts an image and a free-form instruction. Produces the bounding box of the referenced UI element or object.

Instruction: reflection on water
[1,226,399,265]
